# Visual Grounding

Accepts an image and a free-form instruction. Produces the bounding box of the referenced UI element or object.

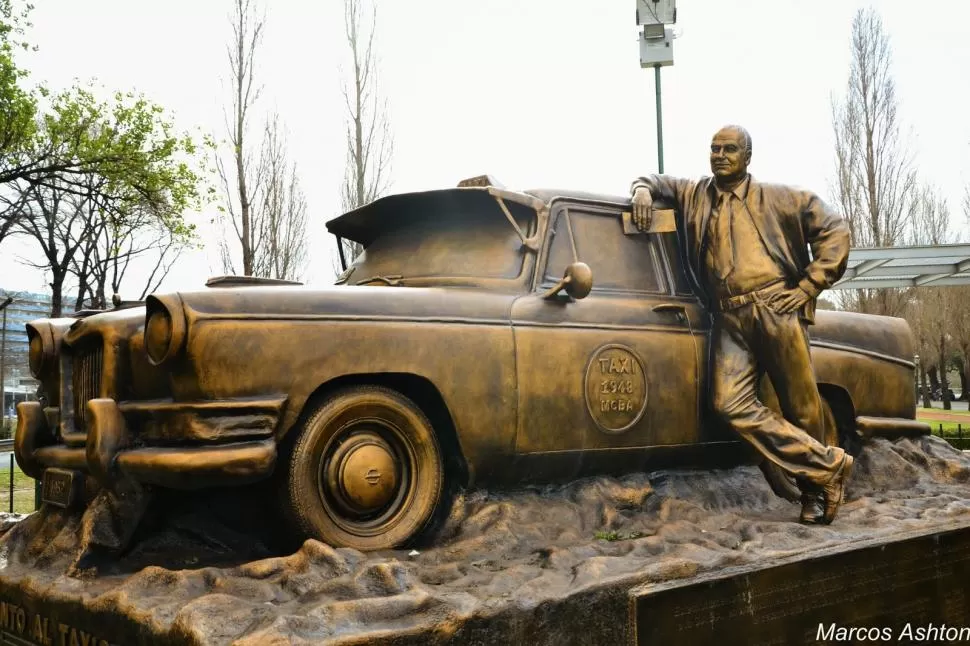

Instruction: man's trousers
[710,299,844,487]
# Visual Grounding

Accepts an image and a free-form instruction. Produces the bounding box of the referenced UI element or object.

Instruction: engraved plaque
[584,344,647,434]
[0,595,114,646]
[40,468,78,508]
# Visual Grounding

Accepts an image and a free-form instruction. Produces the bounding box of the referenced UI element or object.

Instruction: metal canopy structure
[834,243,970,290]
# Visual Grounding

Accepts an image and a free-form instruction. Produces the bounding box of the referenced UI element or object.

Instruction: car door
[509,201,707,478]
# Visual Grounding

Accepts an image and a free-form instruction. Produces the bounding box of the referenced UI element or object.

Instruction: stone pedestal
[631,522,970,645]
[2,437,970,645]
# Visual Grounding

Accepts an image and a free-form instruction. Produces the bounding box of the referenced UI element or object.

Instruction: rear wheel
[282,385,444,551]
[823,395,864,457]
[821,397,839,448]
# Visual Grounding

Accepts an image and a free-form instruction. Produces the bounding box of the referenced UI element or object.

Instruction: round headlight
[28,330,46,378]
[145,309,173,364]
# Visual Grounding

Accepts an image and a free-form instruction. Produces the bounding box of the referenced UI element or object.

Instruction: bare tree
[251,115,307,281]
[831,7,917,317]
[949,285,970,402]
[216,1,307,280]
[0,187,28,248]
[339,0,393,264]
[963,184,970,233]
[217,0,264,277]
[907,186,954,409]
[905,292,933,409]
[72,203,188,309]
[952,185,970,401]
[910,184,950,247]
[16,179,94,317]
[17,165,190,316]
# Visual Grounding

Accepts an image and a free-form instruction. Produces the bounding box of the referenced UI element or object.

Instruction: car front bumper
[15,396,282,490]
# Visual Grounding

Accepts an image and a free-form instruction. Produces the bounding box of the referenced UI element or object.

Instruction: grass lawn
[928,423,969,437]
[917,408,970,438]
[0,463,36,514]
[920,422,968,436]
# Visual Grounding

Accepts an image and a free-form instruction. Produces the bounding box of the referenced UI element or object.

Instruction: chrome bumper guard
[15,398,280,490]
[855,416,931,439]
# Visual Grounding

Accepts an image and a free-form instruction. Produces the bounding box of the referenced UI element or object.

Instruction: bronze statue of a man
[630,125,854,524]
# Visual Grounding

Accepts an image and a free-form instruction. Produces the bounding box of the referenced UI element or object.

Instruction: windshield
[345,201,536,284]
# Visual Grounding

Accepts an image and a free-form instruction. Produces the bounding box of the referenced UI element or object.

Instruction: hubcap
[326,431,400,516]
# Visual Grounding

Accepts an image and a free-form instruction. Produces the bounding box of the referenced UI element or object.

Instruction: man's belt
[717,280,787,312]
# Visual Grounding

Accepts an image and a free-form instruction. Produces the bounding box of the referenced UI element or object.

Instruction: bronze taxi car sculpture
[15,176,928,551]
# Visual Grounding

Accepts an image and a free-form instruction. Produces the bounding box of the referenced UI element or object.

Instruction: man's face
[709,129,750,181]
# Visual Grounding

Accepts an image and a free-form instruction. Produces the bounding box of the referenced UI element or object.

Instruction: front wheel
[282,386,444,551]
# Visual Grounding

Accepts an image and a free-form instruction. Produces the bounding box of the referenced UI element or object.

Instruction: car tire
[821,397,839,448]
[821,395,865,457]
[282,385,444,551]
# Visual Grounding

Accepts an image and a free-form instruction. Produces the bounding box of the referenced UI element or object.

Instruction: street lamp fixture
[636,0,677,174]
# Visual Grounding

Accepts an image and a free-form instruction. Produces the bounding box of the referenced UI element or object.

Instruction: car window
[543,207,663,294]
[658,232,693,295]
[352,205,534,281]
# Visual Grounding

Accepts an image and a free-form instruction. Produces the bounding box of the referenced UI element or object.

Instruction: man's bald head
[717,125,752,158]
[710,126,752,186]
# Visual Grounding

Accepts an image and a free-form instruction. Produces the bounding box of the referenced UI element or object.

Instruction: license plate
[41,468,79,508]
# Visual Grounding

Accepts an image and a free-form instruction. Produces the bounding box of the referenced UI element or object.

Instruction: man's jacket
[631,174,850,324]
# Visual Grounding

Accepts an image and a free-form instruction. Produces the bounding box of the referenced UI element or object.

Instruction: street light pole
[0,296,12,437]
[654,64,664,174]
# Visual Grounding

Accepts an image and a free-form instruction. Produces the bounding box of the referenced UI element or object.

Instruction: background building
[0,290,57,433]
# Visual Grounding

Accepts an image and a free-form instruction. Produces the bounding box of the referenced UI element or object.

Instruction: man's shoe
[799,492,824,524]
[821,454,854,525]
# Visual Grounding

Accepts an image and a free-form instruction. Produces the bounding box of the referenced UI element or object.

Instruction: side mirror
[543,262,593,300]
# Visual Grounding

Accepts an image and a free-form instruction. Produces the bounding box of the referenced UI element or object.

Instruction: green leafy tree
[72,196,192,310]
[1,3,210,313]
[15,85,210,316]
[0,0,37,246]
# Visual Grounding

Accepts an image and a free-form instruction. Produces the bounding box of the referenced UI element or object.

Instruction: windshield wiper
[355,274,403,286]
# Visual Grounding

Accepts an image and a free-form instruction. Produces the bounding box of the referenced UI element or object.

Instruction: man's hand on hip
[632,187,653,232]
[769,287,812,314]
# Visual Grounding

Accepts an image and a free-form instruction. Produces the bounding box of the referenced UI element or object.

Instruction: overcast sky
[1,0,968,296]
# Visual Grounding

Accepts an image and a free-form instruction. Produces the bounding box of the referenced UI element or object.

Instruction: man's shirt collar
[712,174,751,202]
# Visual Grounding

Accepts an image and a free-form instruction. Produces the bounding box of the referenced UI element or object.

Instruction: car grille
[72,342,103,431]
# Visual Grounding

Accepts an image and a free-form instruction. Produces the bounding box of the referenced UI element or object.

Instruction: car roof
[524,188,631,207]
[325,187,633,246]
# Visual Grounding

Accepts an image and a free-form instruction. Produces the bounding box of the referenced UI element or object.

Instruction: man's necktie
[713,193,734,280]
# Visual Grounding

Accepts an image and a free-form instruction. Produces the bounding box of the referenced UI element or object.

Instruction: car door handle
[652,303,689,324]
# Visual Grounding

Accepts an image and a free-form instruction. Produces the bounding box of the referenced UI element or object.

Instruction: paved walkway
[919,410,970,423]
[916,418,970,431]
